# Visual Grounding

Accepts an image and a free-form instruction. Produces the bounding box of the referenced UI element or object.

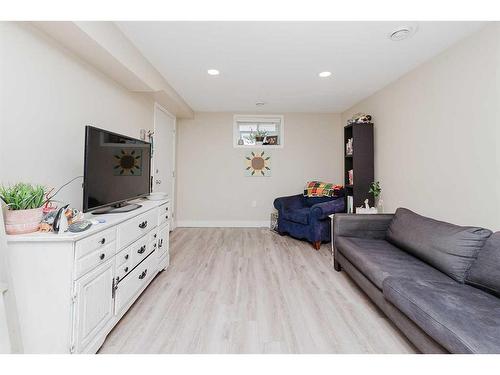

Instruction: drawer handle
[139,269,148,280]
[139,221,148,229]
[100,253,105,260]
[100,238,106,245]
[153,234,157,239]
[165,215,169,219]
[124,254,129,260]
[153,243,157,248]
[124,267,129,273]
[137,245,146,254]
[158,239,163,248]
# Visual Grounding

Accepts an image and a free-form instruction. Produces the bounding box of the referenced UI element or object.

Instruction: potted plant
[0,183,47,234]
[368,181,383,213]
[247,129,268,144]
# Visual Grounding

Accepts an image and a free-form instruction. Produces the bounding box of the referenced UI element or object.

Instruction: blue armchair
[273,193,345,250]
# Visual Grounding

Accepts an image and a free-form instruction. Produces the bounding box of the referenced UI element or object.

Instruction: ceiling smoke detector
[389,26,416,41]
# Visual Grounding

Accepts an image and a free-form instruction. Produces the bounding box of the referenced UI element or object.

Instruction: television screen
[83,126,151,213]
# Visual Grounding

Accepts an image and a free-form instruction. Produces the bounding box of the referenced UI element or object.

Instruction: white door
[153,104,175,226]
[73,259,114,353]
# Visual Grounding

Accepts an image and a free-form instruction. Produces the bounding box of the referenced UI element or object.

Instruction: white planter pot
[4,207,43,235]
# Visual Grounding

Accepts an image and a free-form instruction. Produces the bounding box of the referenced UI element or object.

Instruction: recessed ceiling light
[389,26,416,41]
[319,71,332,78]
[207,69,220,76]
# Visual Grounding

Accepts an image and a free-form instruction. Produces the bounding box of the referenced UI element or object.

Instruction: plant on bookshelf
[369,181,383,213]
[368,181,381,198]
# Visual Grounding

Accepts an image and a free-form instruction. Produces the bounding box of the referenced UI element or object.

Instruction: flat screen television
[83,126,151,214]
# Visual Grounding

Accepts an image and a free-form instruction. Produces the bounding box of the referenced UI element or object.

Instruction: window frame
[233,114,284,149]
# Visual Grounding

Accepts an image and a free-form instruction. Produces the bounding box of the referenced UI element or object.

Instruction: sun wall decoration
[113,149,143,176]
[245,150,271,177]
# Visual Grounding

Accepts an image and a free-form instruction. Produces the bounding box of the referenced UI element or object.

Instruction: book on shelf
[348,169,354,185]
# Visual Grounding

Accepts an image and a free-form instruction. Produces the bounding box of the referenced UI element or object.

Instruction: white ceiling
[117,21,486,113]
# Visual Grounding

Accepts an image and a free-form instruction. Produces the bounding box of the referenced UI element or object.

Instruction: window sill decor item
[263,135,278,145]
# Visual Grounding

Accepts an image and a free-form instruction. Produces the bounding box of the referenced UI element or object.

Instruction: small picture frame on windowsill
[263,135,278,145]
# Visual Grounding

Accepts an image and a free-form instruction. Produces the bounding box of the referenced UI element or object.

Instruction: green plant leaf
[0,183,47,210]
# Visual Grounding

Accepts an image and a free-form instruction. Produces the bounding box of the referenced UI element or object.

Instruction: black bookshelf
[344,123,374,212]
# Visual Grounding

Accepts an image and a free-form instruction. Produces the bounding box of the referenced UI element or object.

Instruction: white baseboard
[176,220,269,228]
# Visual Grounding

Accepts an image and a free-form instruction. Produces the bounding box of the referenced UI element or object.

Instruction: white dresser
[5,199,171,353]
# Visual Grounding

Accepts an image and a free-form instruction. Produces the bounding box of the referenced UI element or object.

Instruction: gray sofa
[333,208,500,354]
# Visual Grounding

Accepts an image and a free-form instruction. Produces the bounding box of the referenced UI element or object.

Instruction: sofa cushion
[303,195,335,208]
[383,277,500,353]
[386,208,492,282]
[466,231,500,297]
[281,208,310,225]
[335,237,455,290]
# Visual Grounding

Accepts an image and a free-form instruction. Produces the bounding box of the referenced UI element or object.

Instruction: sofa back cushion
[466,232,500,297]
[303,196,334,207]
[386,208,492,282]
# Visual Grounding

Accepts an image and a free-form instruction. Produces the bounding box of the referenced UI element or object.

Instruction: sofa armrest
[273,194,304,211]
[333,213,394,244]
[310,198,345,220]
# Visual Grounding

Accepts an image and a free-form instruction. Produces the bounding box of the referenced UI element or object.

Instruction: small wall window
[233,115,284,148]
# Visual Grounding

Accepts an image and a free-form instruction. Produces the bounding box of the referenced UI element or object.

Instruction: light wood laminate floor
[99,228,416,354]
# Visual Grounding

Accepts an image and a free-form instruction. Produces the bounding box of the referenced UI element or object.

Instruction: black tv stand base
[91,202,142,215]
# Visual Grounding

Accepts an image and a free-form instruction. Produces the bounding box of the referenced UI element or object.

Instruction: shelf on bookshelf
[345,184,354,189]
[344,122,373,129]
[345,154,353,158]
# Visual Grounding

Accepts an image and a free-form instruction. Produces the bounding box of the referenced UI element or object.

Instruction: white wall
[0,22,154,210]
[342,23,500,230]
[176,112,343,226]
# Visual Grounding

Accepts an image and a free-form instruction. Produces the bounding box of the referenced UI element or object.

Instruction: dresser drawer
[75,241,116,279]
[116,246,132,268]
[115,250,157,313]
[148,228,158,243]
[75,228,116,260]
[128,236,150,269]
[115,260,132,283]
[117,210,158,249]
[157,203,170,227]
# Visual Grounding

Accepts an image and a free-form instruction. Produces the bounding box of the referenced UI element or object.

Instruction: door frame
[153,102,177,230]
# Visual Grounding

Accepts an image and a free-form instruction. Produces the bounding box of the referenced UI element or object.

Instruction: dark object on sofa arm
[274,193,345,250]
[333,209,500,354]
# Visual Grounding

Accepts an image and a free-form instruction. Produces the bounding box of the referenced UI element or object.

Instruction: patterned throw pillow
[304,181,343,197]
